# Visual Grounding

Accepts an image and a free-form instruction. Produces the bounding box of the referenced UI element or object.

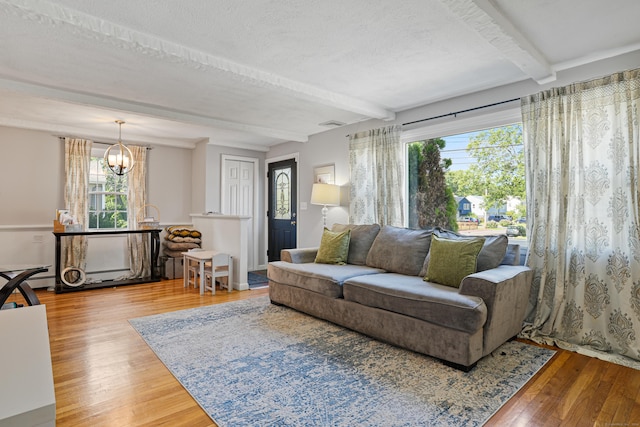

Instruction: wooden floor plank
[604,366,640,427]
[29,280,266,427]
[558,357,612,425]
[5,279,640,426]
[485,350,570,426]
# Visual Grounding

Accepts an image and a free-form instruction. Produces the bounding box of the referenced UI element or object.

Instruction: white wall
[0,127,63,226]
[0,128,62,289]
[0,126,194,288]
[268,50,640,249]
[148,144,193,224]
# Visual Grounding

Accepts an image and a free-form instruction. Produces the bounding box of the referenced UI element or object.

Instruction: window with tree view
[407,124,526,240]
[88,156,128,229]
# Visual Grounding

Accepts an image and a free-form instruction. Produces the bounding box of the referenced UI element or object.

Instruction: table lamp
[310,183,340,227]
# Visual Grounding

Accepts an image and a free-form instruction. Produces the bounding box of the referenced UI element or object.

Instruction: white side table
[182,251,232,295]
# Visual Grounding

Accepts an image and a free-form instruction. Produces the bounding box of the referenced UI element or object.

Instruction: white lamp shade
[310,183,340,206]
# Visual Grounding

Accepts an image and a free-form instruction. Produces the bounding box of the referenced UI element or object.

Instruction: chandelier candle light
[310,183,340,227]
[104,120,134,176]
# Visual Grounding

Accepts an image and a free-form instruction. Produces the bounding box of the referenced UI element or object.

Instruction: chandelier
[104,120,134,176]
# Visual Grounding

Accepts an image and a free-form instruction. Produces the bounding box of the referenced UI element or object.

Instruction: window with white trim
[88,153,129,229]
[402,107,526,235]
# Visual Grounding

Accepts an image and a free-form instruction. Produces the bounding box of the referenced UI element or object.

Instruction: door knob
[291,221,296,226]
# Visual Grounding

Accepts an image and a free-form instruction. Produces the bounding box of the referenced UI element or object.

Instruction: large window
[88,156,128,229]
[406,123,526,233]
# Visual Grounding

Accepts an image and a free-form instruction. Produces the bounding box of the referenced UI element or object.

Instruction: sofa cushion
[425,235,485,288]
[331,223,381,265]
[315,228,351,265]
[420,229,509,276]
[365,226,432,276]
[343,273,487,333]
[267,261,384,298]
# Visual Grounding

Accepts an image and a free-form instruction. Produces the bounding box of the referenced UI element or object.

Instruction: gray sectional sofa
[267,224,532,371]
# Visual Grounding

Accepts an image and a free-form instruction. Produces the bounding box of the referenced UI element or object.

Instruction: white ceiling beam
[206,138,271,153]
[0,116,200,149]
[440,0,556,84]
[0,77,309,143]
[0,0,395,122]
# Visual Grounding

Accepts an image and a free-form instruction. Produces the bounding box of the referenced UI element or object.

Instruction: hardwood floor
[6,280,640,426]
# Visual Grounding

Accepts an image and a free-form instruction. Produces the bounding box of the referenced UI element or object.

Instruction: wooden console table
[53,229,161,293]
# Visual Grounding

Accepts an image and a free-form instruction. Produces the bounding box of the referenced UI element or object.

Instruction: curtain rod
[346,97,521,137]
[402,97,521,127]
[57,136,152,149]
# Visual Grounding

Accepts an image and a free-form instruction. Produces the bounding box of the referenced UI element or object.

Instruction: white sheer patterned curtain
[64,138,92,272]
[520,69,640,368]
[126,145,150,278]
[348,125,404,226]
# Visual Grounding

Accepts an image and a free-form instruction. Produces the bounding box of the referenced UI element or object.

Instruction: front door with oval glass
[268,158,297,262]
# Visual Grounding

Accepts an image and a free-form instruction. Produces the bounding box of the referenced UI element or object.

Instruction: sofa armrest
[458,265,533,355]
[281,247,319,263]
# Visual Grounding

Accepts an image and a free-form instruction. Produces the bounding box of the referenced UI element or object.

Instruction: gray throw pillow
[419,228,509,275]
[501,243,521,266]
[365,225,432,276]
[476,234,509,271]
[332,223,381,265]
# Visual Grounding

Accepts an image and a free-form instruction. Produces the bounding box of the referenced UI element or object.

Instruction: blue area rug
[129,297,555,427]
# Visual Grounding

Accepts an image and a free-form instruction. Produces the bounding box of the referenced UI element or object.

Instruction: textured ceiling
[0,0,638,150]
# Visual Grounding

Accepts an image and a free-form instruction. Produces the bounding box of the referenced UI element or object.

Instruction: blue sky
[441,131,481,171]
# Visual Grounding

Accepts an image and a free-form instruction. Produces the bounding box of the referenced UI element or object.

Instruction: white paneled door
[222,157,257,270]
[223,159,254,216]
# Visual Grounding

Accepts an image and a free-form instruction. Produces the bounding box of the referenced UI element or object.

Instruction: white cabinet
[0,305,56,426]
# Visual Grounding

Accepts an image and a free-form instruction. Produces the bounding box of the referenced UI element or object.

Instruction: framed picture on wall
[314,164,335,184]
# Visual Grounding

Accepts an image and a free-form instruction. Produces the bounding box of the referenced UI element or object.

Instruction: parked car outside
[488,215,512,222]
[506,225,520,237]
[459,217,478,223]
[517,217,527,223]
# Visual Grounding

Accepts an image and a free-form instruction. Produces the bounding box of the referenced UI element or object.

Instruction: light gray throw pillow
[365,225,433,276]
[332,223,381,265]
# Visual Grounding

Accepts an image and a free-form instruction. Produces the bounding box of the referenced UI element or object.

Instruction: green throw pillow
[425,235,485,288]
[315,228,351,265]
